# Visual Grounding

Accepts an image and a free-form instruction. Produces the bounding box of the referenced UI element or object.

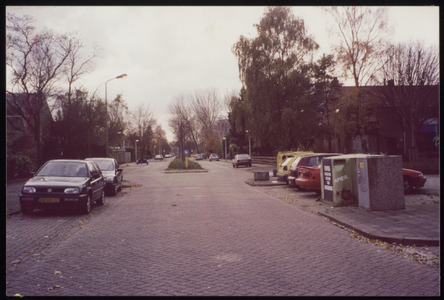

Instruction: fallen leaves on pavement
[323,217,440,268]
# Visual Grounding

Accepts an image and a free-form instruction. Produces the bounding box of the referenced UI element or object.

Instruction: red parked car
[296,166,427,194]
[403,168,427,193]
[287,153,341,187]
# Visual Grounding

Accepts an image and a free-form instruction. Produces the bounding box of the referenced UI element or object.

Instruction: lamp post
[135,139,139,162]
[105,73,127,157]
[246,130,251,156]
[223,137,227,161]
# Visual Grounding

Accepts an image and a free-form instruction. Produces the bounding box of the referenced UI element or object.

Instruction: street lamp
[246,130,251,156]
[135,139,139,162]
[105,73,127,157]
[223,137,227,161]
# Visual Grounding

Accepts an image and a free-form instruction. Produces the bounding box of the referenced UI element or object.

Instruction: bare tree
[129,102,155,140]
[323,6,390,87]
[127,102,156,157]
[213,118,231,143]
[222,88,238,113]
[7,13,78,165]
[190,88,222,129]
[323,6,390,152]
[168,94,200,153]
[373,41,439,162]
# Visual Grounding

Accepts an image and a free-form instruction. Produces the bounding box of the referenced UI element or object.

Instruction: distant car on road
[195,154,203,160]
[85,158,123,196]
[232,154,252,168]
[137,158,148,165]
[19,159,105,215]
[209,153,219,161]
[155,155,163,161]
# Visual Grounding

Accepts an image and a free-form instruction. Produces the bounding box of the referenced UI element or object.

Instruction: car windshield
[94,160,115,171]
[290,157,302,170]
[237,154,250,159]
[280,157,292,166]
[37,161,88,177]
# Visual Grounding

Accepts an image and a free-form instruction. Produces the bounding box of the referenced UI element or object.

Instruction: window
[307,157,319,166]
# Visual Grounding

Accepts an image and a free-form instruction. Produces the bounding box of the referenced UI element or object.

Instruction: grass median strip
[167,157,203,171]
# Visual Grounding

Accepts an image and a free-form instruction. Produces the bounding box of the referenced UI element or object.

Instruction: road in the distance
[6,158,439,296]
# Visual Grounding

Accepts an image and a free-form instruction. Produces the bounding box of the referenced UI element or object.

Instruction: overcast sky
[6,6,439,142]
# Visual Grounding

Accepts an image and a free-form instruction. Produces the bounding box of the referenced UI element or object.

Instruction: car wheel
[232,164,235,168]
[118,180,122,191]
[403,176,414,194]
[21,206,33,215]
[97,190,105,205]
[81,194,91,214]
[235,164,238,168]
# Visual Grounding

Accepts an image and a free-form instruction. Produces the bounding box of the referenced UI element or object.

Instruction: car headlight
[418,173,424,177]
[64,188,80,194]
[105,177,114,183]
[23,187,36,193]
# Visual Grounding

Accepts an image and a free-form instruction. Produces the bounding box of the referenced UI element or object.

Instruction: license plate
[242,160,248,162]
[39,198,60,203]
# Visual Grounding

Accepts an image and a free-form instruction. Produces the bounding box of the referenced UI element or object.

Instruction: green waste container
[321,154,368,206]
[321,154,403,209]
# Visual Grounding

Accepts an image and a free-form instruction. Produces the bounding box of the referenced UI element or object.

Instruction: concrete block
[367,155,405,211]
[254,171,269,181]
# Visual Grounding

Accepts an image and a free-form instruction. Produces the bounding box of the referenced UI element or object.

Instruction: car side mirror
[117,168,123,172]
[30,172,35,177]
[92,173,101,179]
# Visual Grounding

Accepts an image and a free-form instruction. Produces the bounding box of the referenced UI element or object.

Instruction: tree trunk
[409,126,419,163]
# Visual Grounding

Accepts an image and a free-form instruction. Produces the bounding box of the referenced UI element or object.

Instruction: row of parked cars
[276,152,427,194]
[194,153,221,161]
[19,158,124,215]
[137,154,166,164]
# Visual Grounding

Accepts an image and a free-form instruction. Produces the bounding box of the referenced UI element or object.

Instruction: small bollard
[254,171,269,181]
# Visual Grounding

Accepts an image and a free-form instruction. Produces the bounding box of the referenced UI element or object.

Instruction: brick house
[320,85,439,158]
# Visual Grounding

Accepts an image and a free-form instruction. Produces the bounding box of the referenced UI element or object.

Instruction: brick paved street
[6,159,440,296]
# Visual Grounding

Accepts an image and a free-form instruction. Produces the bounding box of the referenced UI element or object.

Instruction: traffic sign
[183,149,189,155]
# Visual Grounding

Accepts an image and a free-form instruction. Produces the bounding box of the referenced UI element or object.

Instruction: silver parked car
[85,158,123,196]
[209,153,219,161]
[232,154,252,168]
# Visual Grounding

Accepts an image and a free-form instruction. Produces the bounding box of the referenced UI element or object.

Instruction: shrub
[7,155,35,180]
[167,157,202,170]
